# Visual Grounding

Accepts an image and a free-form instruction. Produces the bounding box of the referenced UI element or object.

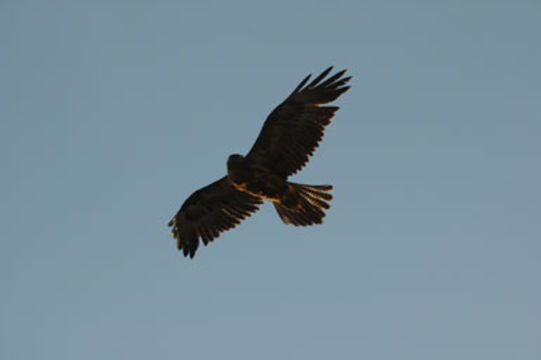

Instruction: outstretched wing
[168,176,263,258]
[246,66,351,178]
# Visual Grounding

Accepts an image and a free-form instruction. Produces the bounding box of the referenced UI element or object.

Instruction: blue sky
[1,1,540,359]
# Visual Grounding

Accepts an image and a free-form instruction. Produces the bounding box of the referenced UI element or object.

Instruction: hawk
[168,66,351,257]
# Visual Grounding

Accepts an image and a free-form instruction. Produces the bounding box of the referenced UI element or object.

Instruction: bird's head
[227,154,244,173]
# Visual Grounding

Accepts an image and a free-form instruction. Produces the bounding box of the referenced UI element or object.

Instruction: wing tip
[290,66,351,96]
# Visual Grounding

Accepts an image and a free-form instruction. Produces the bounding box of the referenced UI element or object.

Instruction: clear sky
[1,1,540,359]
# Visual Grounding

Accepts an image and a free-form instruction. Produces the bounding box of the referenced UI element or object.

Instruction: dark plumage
[168,66,351,258]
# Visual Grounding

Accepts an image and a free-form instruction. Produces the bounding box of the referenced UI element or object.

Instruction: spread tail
[273,183,333,226]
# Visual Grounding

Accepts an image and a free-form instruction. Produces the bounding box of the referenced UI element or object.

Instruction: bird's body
[227,154,286,202]
[169,67,351,258]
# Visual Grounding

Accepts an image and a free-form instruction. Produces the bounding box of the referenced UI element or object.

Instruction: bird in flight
[168,66,351,258]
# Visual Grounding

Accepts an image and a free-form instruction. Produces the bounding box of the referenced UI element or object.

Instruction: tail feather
[274,182,333,226]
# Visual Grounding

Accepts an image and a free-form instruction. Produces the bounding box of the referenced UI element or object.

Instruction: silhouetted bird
[168,67,351,258]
